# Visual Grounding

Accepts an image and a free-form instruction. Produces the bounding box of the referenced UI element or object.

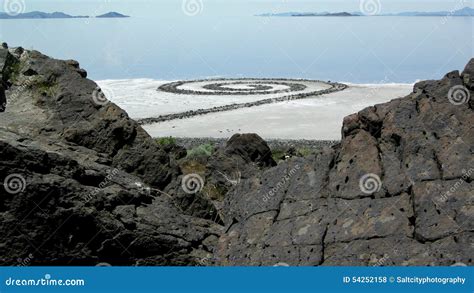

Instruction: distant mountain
[454,7,474,16]
[258,7,474,17]
[387,7,474,16]
[293,12,356,17]
[0,11,129,19]
[259,11,357,17]
[96,12,129,18]
[0,11,86,19]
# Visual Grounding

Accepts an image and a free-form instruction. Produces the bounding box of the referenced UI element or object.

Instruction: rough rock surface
[0,47,177,189]
[0,45,221,265]
[205,133,276,200]
[0,44,472,266]
[163,133,276,224]
[216,60,474,266]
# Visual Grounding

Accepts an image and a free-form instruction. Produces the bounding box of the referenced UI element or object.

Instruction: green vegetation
[37,81,59,97]
[7,60,23,83]
[271,150,286,162]
[186,143,214,159]
[202,184,227,201]
[156,136,177,146]
[297,147,313,157]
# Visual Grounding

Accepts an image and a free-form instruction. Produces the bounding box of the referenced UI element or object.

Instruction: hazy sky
[2,0,473,16]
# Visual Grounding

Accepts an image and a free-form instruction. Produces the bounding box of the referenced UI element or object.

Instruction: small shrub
[186,143,214,159]
[271,150,286,162]
[37,82,59,97]
[157,136,177,146]
[297,147,313,157]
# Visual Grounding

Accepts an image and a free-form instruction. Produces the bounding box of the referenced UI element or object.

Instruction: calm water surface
[0,15,472,82]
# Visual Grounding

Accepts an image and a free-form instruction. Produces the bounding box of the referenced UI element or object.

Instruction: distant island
[95,12,129,18]
[292,12,356,17]
[259,7,474,17]
[0,11,129,19]
[258,11,357,17]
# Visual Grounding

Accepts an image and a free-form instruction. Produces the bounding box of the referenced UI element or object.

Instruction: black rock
[0,45,221,265]
[225,133,276,167]
[217,59,474,266]
[0,43,472,267]
[0,83,5,112]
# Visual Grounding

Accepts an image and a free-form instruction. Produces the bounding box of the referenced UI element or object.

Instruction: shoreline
[172,137,339,151]
[96,79,414,140]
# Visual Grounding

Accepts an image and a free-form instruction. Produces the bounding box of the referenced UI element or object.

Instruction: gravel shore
[173,137,339,151]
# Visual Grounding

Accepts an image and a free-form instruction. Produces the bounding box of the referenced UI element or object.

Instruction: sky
[2,0,473,17]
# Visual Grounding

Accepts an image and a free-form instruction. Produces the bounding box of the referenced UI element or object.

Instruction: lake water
[0,15,472,83]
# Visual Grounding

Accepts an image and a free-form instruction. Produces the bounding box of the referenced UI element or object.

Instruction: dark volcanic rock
[0,43,472,266]
[216,59,474,266]
[0,130,222,265]
[163,133,278,223]
[202,134,277,221]
[205,134,276,200]
[0,47,177,190]
[0,44,221,265]
[0,84,5,112]
[224,134,276,168]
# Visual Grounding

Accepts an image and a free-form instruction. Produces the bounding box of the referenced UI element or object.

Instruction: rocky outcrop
[0,84,5,112]
[0,132,222,265]
[0,46,177,189]
[0,44,472,266]
[163,134,277,224]
[216,60,474,266]
[0,44,221,265]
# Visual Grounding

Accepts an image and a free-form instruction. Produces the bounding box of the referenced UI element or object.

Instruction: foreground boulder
[0,45,221,265]
[216,60,473,266]
[0,47,177,189]
[163,133,277,223]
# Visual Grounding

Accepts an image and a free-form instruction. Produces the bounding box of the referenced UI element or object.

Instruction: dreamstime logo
[359,0,381,16]
[3,0,26,16]
[217,170,241,186]
[134,182,151,196]
[17,253,34,267]
[359,173,382,194]
[181,173,204,194]
[1,76,35,112]
[182,0,203,16]
[441,0,469,24]
[372,248,400,266]
[91,86,112,106]
[437,168,473,204]
[84,168,119,202]
[197,254,216,266]
[372,253,390,266]
[262,165,300,202]
[447,85,470,105]
[3,174,26,194]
